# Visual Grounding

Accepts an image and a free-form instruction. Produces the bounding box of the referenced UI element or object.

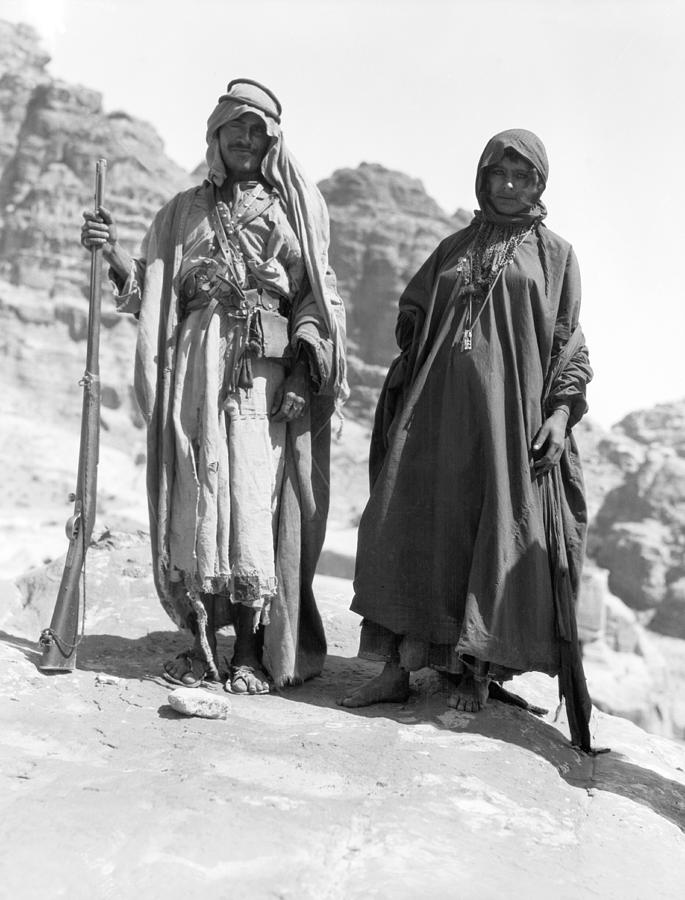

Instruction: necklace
[457,223,534,352]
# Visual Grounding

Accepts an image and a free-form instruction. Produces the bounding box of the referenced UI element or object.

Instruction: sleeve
[546,247,593,428]
[290,266,341,395]
[109,225,154,316]
[109,192,186,316]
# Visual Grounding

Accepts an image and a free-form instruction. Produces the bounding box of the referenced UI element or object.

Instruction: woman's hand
[271,359,308,422]
[531,408,569,476]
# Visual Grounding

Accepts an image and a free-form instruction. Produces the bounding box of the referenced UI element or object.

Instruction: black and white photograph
[1,1,684,896]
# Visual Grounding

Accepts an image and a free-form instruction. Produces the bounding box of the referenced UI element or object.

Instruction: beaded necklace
[455,222,534,352]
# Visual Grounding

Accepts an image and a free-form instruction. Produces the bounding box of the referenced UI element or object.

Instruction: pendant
[460,329,473,352]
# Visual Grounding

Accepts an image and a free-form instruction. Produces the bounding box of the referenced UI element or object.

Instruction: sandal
[162,650,218,689]
[224,664,270,695]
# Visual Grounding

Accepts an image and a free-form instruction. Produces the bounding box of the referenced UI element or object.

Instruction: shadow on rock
[157,704,190,720]
[0,628,234,682]
[3,628,684,834]
[282,651,685,834]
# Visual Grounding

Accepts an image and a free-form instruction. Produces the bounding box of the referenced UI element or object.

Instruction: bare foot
[338,662,410,708]
[447,672,489,712]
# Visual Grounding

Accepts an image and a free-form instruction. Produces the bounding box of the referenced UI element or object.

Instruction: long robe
[351,222,592,683]
[116,183,340,686]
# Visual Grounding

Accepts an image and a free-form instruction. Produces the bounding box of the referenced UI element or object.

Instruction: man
[82,79,346,694]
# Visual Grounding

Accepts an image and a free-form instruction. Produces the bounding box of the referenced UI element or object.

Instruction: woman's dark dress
[351,224,592,682]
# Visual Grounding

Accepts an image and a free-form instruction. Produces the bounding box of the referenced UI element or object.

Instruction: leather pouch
[258,307,290,359]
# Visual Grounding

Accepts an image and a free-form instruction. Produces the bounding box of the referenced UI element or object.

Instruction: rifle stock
[39,158,107,672]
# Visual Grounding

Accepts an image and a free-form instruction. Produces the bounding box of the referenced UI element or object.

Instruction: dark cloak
[351,130,594,748]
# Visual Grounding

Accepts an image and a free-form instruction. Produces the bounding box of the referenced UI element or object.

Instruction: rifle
[39,158,107,672]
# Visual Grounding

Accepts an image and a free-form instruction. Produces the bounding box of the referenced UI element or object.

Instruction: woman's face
[218,112,269,177]
[486,154,541,214]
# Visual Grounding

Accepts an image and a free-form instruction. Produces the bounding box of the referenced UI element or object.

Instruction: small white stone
[94,673,120,686]
[168,687,232,719]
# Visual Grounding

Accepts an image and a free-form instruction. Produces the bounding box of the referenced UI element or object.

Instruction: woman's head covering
[475,129,549,225]
[205,79,347,401]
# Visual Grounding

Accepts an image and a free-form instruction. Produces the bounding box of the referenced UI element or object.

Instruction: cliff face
[0,21,49,172]
[318,163,470,417]
[320,162,469,367]
[0,21,192,293]
[587,402,685,635]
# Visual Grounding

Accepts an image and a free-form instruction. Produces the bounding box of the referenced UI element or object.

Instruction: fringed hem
[166,567,278,627]
[200,574,232,593]
[230,572,277,603]
[230,571,277,627]
[271,675,305,690]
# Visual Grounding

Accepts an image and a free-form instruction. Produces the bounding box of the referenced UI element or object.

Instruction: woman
[341,129,594,750]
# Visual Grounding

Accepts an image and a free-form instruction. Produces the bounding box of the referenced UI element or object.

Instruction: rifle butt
[39,533,85,672]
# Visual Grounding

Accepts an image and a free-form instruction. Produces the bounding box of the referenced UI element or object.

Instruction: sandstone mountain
[321,162,469,365]
[321,163,469,416]
[1,19,685,740]
[0,20,192,294]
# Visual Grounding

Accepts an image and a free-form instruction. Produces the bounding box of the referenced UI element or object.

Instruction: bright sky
[4,0,684,428]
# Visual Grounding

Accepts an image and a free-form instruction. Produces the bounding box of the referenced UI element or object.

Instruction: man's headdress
[218,78,282,123]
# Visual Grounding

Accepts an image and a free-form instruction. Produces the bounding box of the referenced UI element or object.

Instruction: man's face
[218,112,269,177]
[486,154,540,214]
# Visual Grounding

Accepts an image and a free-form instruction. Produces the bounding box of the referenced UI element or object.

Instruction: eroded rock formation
[0,21,192,293]
[587,402,685,628]
[320,162,469,367]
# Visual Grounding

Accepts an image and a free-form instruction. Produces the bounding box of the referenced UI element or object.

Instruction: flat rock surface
[1,574,685,899]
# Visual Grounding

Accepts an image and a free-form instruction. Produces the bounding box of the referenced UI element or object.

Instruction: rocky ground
[2,550,685,899]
